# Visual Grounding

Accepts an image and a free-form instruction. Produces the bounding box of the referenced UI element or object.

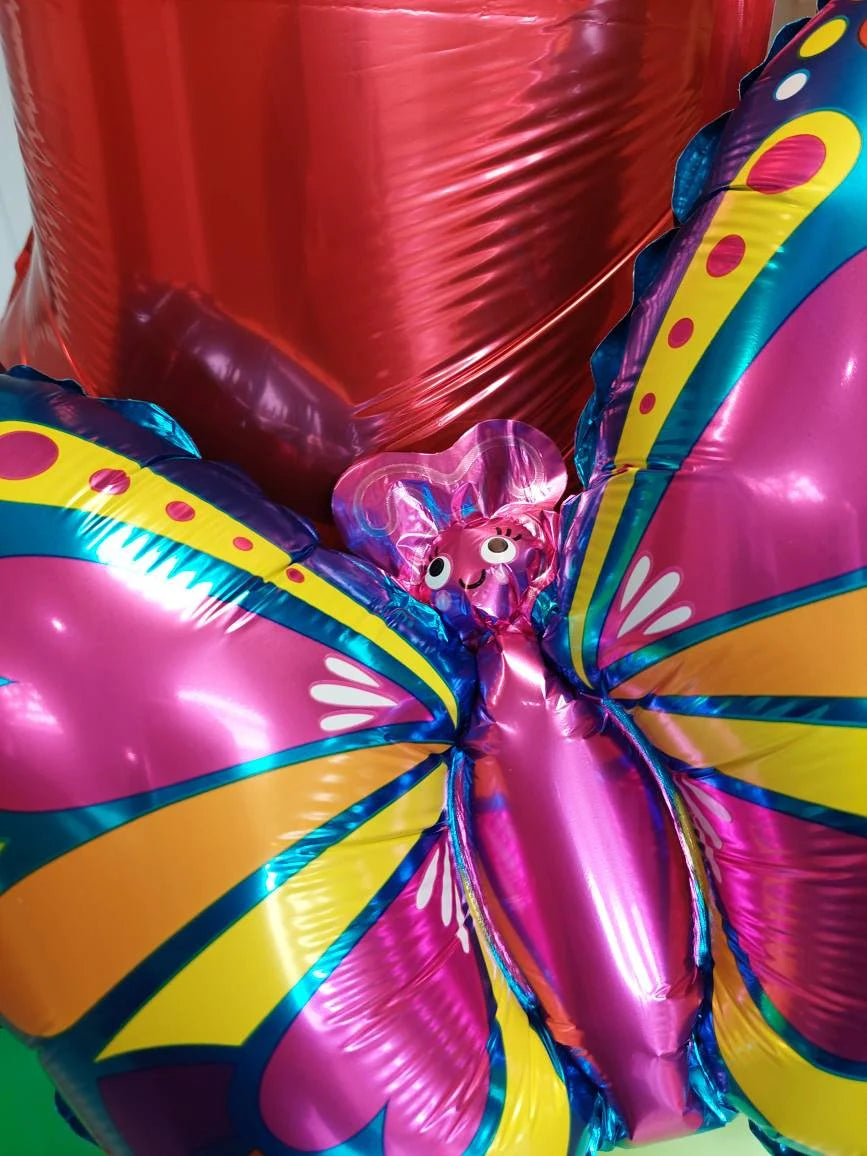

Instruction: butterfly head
[415,514,554,634]
[333,420,567,635]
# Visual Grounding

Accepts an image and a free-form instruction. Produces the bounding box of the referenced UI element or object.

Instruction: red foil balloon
[0,0,772,520]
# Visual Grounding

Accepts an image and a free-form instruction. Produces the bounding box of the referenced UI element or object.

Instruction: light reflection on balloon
[4,2,866,1153]
[0,0,773,520]
[549,4,867,1153]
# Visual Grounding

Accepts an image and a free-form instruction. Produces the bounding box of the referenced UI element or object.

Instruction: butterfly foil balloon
[2,3,867,1155]
[333,425,713,1147]
[0,362,712,1153]
[545,2,867,1153]
[0,365,617,1155]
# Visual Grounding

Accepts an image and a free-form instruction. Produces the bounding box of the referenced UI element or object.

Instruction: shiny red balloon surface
[0,0,772,519]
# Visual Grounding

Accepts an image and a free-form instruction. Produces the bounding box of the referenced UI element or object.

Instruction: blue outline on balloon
[602,700,712,971]
[687,1008,737,1134]
[4,366,202,459]
[747,1120,804,1156]
[632,693,867,730]
[600,701,739,1139]
[654,760,867,841]
[445,750,537,1014]
[538,488,605,688]
[575,230,680,491]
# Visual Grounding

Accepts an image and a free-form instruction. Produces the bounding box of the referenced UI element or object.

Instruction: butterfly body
[336,429,710,1145]
[464,622,704,1143]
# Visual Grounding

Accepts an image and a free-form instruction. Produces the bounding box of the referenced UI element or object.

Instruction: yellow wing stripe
[615,111,861,466]
[634,710,867,820]
[712,910,867,1154]
[453,838,573,1153]
[0,743,444,1039]
[99,766,446,1058]
[481,941,573,1155]
[569,111,861,686]
[298,568,459,726]
[0,421,458,723]
[568,475,635,687]
[613,586,867,701]
[0,422,289,575]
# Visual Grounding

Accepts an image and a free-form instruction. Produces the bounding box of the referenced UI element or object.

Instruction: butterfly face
[415,516,553,634]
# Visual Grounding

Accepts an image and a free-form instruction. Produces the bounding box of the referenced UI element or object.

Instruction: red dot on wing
[89,468,130,495]
[0,430,59,479]
[706,234,746,278]
[667,318,694,349]
[166,500,196,522]
[746,134,826,194]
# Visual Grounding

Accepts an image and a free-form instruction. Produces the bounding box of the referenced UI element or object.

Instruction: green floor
[0,1030,90,1154]
[1,1029,759,1155]
[652,1117,758,1156]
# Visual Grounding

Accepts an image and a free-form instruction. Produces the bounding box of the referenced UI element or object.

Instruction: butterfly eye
[481,535,518,565]
[424,555,452,590]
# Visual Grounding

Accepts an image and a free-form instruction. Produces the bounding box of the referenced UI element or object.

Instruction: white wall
[0,51,30,305]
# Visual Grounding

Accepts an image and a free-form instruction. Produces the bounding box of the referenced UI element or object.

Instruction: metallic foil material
[0,0,772,520]
[552,4,867,1151]
[336,422,708,1144]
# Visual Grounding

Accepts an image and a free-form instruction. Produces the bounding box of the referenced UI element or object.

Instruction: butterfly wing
[0,370,587,1154]
[550,10,867,1155]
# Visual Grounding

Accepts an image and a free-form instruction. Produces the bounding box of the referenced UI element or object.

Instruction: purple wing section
[680,777,867,1064]
[600,249,867,669]
[259,834,491,1155]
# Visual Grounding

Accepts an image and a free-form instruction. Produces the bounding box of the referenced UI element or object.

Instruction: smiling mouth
[459,570,487,590]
